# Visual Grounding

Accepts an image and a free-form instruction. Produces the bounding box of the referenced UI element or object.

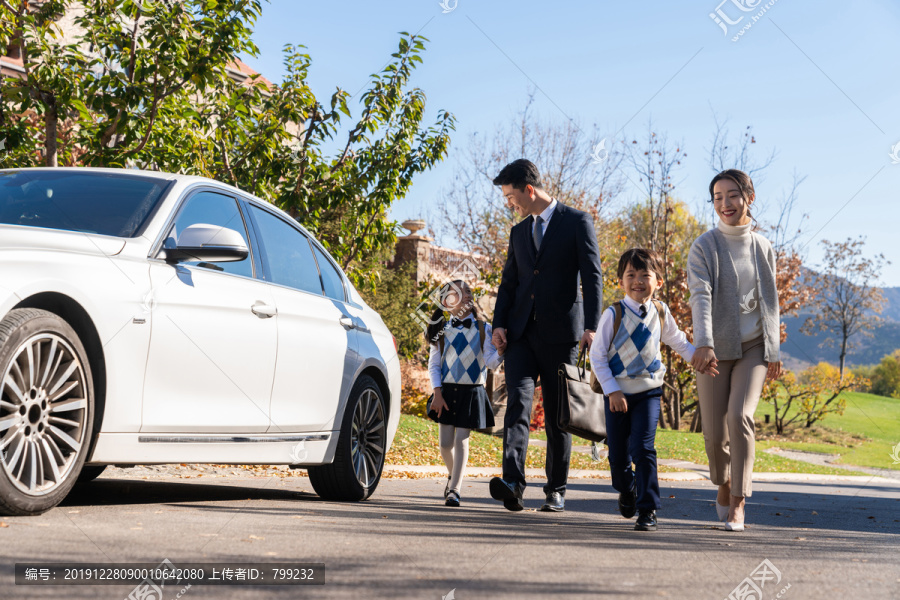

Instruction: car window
[312,244,346,302]
[0,170,168,237]
[249,206,323,295]
[167,191,253,278]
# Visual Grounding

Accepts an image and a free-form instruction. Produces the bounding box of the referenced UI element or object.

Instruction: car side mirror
[164,223,249,264]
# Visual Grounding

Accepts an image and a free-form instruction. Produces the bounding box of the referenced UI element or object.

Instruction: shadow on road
[62,476,899,541]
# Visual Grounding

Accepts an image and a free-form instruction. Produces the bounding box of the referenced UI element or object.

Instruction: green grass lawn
[653,428,869,475]
[389,389,898,475]
[754,391,900,470]
[387,414,611,471]
[528,415,868,474]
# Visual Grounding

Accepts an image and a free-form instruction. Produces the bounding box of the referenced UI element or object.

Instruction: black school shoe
[489,477,524,511]
[540,491,565,512]
[618,482,637,519]
[634,509,657,531]
[445,490,460,507]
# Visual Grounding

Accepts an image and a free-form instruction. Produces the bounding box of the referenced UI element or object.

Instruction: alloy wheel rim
[0,333,88,496]
[350,388,385,489]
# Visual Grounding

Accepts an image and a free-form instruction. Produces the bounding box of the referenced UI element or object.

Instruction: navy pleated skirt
[429,383,495,429]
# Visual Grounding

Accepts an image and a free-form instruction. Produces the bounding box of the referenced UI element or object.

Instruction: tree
[357,254,421,360]
[707,114,776,189]
[870,350,900,398]
[1,2,455,283]
[435,90,624,285]
[764,170,816,344]
[802,237,889,379]
[0,0,263,167]
[626,122,696,430]
[762,363,865,434]
[0,0,81,167]
[183,34,455,283]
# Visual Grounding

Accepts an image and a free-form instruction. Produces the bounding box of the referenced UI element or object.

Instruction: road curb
[383,464,900,484]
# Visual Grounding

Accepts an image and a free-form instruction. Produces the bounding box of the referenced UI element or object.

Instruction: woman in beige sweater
[687,169,782,532]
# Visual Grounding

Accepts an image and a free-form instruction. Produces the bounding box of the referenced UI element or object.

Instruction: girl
[688,169,782,532]
[426,280,503,507]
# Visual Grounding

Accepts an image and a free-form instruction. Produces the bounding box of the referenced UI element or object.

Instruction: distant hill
[780,286,900,369]
[879,287,900,322]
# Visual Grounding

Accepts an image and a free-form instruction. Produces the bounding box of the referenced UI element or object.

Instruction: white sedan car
[0,167,402,515]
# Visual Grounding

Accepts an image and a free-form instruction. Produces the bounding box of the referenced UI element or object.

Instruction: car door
[245,204,358,433]
[141,190,277,433]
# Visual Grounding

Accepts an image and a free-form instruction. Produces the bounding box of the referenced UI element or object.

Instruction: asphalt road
[1,472,898,600]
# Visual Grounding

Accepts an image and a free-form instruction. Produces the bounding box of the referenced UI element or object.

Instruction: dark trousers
[604,387,662,510]
[502,318,578,495]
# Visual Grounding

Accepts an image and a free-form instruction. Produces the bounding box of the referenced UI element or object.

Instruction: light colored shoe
[716,502,729,522]
[724,521,745,532]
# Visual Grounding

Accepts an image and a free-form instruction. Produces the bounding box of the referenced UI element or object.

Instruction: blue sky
[242,0,900,286]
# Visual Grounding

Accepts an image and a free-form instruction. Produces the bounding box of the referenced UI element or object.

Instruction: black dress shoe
[540,491,565,512]
[618,482,637,519]
[445,490,460,507]
[634,509,657,531]
[489,477,524,512]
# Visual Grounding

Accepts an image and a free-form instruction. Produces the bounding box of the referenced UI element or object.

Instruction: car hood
[0,224,126,256]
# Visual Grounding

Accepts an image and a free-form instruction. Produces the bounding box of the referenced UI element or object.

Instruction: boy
[589,248,712,530]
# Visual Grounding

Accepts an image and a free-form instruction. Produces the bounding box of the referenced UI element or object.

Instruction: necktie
[639,304,648,318]
[533,215,544,251]
[451,317,473,328]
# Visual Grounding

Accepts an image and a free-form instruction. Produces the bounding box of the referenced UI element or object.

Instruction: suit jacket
[492,202,603,344]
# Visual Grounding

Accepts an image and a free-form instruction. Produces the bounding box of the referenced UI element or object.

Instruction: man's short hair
[492,159,543,191]
[617,248,664,281]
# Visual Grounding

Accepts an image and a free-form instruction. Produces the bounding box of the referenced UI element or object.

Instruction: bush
[762,363,867,433]
[850,364,875,393]
[401,383,430,418]
[870,350,900,398]
[530,386,545,431]
[357,258,425,360]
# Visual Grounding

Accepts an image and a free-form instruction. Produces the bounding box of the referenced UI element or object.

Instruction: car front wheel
[0,309,94,516]
[308,374,386,501]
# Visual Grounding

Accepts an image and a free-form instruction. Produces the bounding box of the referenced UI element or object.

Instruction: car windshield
[0,170,170,237]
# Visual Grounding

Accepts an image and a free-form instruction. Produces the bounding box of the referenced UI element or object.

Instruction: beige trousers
[696,337,767,497]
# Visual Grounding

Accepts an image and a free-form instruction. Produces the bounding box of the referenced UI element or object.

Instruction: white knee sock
[439,424,456,481]
[448,428,470,494]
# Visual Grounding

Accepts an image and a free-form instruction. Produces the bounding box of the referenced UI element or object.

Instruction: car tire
[308,374,386,502]
[76,465,107,483]
[0,308,94,516]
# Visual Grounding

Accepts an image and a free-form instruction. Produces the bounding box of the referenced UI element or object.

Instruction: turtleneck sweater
[717,221,764,342]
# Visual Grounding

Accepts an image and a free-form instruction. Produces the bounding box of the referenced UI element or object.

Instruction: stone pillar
[393,219,432,286]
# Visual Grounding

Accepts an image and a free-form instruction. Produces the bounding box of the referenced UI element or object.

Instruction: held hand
[766,361,782,382]
[692,347,717,375]
[492,327,508,356]
[431,389,448,418]
[609,391,628,413]
[701,359,720,377]
[580,329,595,352]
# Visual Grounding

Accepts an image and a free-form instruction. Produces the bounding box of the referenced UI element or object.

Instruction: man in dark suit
[489,159,603,512]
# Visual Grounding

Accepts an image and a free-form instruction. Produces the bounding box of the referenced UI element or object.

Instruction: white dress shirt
[533,198,557,237]
[588,295,696,396]
[428,317,503,389]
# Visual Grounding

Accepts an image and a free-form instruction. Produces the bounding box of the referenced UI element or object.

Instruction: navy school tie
[533,215,543,251]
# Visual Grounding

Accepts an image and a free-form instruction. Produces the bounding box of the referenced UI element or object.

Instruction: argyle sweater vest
[440,325,487,386]
[607,302,665,394]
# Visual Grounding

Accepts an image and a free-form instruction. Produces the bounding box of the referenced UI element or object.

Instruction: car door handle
[339,316,357,330]
[251,302,277,318]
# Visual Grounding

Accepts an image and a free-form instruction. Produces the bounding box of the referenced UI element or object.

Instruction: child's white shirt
[428,319,503,389]
[588,296,695,396]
